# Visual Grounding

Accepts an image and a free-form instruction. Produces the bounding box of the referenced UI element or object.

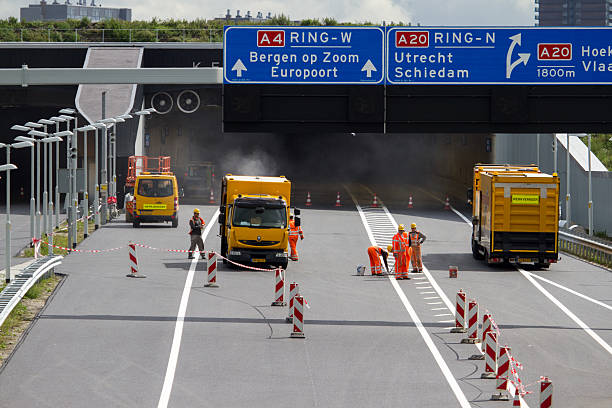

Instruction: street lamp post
[39,119,56,239]
[98,118,117,225]
[587,133,593,235]
[566,133,571,226]
[1,140,33,283]
[92,123,106,228]
[10,125,37,244]
[50,116,67,229]
[24,122,43,242]
[76,125,95,237]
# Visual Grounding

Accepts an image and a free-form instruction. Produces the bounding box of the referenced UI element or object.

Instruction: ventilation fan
[177,90,201,114]
[151,92,173,114]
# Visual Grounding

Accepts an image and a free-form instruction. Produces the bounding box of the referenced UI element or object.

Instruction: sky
[3,0,536,26]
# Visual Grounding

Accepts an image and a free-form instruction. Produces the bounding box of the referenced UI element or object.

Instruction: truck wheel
[279,260,288,270]
[472,240,485,260]
[172,217,178,228]
[535,262,550,269]
[133,221,140,228]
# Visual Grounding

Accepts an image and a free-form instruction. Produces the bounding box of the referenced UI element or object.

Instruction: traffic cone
[372,194,378,207]
[305,192,312,207]
[335,192,342,207]
[512,388,521,407]
[408,196,413,208]
[209,188,216,204]
[444,196,451,210]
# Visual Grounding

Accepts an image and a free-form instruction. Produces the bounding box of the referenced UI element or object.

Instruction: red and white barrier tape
[509,354,528,396]
[32,238,124,253]
[486,309,502,337]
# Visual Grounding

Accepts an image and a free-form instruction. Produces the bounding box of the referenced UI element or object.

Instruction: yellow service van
[132,172,179,228]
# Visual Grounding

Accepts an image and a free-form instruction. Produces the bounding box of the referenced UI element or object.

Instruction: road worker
[408,223,427,272]
[288,215,304,261]
[391,224,410,279]
[367,246,389,276]
[188,208,205,259]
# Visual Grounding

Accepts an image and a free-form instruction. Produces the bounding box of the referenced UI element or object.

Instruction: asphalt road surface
[0,186,610,408]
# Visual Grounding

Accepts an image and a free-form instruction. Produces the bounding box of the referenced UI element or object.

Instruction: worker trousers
[367,247,383,275]
[394,253,409,279]
[188,234,204,258]
[410,245,423,271]
[289,236,299,260]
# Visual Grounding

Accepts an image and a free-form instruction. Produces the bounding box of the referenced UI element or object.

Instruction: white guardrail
[559,230,612,267]
[0,256,63,328]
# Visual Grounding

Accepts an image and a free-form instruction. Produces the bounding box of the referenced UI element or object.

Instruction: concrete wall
[494,133,612,234]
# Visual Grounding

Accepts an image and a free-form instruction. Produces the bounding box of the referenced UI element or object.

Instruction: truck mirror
[467,188,473,202]
[294,208,301,216]
[218,213,224,224]
[295,217,301,227]
[219,206,225,214]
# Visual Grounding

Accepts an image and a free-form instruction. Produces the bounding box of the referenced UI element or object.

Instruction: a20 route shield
[224,26,384,84]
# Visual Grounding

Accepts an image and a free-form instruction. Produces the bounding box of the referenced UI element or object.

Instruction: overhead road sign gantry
[386,27,612,84]
[223,26,384,84]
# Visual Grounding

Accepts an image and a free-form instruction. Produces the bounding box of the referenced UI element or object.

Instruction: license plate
[252,258,266,263]
[143,204,167,210]
[519,258,533,263]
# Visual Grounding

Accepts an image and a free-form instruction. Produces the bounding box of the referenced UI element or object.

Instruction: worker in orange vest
[408,223,427,272]
[391,224,410,279]
[288,215,304,261]
[367,246,389,276]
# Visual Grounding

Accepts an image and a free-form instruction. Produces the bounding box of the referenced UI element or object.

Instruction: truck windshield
[137,179,174,197]
[233,205,287,228]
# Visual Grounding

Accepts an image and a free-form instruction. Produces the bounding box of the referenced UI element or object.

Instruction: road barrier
[481,313,492,353]
[208,188,216,204]
[291,294,305,338]
[126,241,146,278]
[444,196,451,210]
[451,289,467,333]
[286,282,299,323]
[512,388,521,407]
[558,229,612,267]
[335,192,342,207]
[448,265,458,278]
[204,251,218,287]
[305,192,312,207]
[492,345,511,400]
[482,331,498,379]
[539,377,552,408]
[372,194,379,207]
[271,268,286,306]
[461,299,479,343]
[408,196,413,208]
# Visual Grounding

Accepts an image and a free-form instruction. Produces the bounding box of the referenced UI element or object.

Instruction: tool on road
[290,294,305,338]
[451,289,467,333]
[126,241,146,278]
[491,345,511,401]
[482,331,498,379]
[444,196,451,210]
[356,265,366,276]
[539,376,552,408]
[305,191,312,207]
[335,192,342,207]
[448,265,458,278]
[408,195,413,208]
[461,299,479,343]
[372,193,378,207]
[204,251,218,287]
[208,188,216,204]
[271,268,286,306]
[286,282,299,323]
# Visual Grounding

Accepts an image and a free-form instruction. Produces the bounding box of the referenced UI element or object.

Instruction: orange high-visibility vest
[289,220,303,238]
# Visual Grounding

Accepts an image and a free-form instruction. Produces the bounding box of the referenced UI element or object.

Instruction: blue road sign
[386,27,612,84]
[223,26,384,84]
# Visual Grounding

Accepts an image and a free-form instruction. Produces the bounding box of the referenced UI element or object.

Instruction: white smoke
[222,148,279,177]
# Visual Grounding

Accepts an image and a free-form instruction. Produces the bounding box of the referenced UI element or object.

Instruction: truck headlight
[229,250,241,256]
[276,252,287,258]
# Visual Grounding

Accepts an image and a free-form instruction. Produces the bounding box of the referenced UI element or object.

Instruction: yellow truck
[469,165,559,268]
[218,174,297,269]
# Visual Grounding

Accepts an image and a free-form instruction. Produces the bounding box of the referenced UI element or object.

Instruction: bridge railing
[0,28,223,43]
[559,229,612,267]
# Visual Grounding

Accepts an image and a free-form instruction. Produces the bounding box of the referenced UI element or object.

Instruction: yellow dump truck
[469,165,559,268]
[218,174,297,269]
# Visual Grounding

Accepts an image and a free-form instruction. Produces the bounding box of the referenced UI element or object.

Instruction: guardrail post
[48,28,50,42]
[20,28,23,42]
[102,29,104,43]
[129,29,132,42]
[182,29,185,42]
[75,29,78,42]
[156,29,159,42]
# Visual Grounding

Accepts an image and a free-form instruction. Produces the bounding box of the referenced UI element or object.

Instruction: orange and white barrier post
[512,388,521,407]
[448,265,458,278]
[335,192,342,207]
[271,268,286,306]
[127,241,146,278]
[481,313,492,352]
[290,294,305,338]
[491,345,511,400]
[539,377,552,408]
[450,289,467,333]
[286,282,299,323]
[208,188,216,204]
[481,331,498,379]
[444,196,451,210]
[372,194,378,207]
[204,251,218,287]
[305,192,312,207]
[461,299,479,343]
[408,196,413,208]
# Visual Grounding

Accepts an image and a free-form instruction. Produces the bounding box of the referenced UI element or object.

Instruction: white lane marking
[432,307,449,311]
[438,320,455,323]
[435,313,453,317]
[418,286,434,289]
[424,296,440,300]
[157,209,219,408]
[347,188,472,408]
[528,273,612,312]
[427,302,443,305]
[518,268,612,355]
[415,282,430,285]
[420,291,436,294]
[412,276,427,280]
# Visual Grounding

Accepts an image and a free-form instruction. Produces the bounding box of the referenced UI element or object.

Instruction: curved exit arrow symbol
[506,33,531,79]
[232,59,247,77]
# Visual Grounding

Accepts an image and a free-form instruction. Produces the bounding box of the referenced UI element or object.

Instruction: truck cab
[219,175,296,269]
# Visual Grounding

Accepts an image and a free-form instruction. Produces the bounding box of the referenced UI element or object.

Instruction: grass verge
[21,219,95,257]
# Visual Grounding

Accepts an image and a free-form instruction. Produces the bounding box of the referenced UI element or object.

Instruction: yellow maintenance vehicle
[218,174,298,269]
[468,165,560,268]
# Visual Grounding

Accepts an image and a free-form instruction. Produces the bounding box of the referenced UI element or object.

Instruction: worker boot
[188,253,194,259]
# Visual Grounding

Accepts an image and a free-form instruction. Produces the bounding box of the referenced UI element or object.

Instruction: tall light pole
[10,125,36,244]
[50,116,67,228]
[536,133,540,169]
[553,134,558,174]
[24,122,43,241]
[76,125,95,237]
[59,114,78,246]
[1,140,33,283]
[92,123,106,229]
[39,119,56,237]
[588,133,593,235]
[98,118,116,225]
[565,133,571,226]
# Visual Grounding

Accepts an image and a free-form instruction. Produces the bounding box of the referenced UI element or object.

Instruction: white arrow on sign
[232,59,247,77]
[361,59,377,78]
[506,34,531,79]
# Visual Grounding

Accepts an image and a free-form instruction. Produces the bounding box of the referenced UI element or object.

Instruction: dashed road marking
[424,296,440,300]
